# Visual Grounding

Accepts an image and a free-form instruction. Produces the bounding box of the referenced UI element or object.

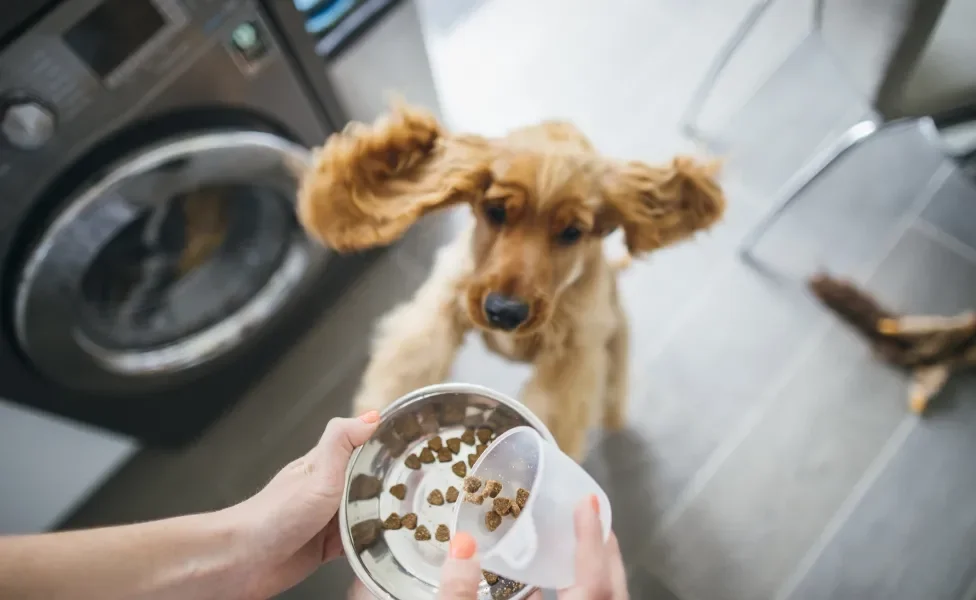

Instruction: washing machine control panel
[0,0,279,193]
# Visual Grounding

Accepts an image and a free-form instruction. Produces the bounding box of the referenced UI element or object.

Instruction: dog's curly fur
[298,103,725,460]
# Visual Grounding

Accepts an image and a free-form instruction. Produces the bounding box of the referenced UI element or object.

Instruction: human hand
[437,495,629,599]
[224,411,380,600]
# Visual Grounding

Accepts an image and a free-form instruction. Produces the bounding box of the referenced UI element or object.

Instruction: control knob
[1,100,56,150]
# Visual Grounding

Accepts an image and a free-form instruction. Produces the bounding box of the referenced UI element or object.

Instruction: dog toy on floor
[809,273,976,414]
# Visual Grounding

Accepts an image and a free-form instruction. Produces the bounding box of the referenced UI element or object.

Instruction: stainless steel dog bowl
[339,383,554,600]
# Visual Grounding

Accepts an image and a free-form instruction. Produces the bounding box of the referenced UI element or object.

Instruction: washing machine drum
[13,130,327,395]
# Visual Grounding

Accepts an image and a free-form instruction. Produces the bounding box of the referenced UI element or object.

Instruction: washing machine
[0,0,379,445]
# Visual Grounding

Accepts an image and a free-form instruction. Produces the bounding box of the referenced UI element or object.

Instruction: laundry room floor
[64,1,976,599]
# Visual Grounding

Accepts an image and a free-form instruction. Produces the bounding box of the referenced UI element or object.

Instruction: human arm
[0,412,380,600]
[0,511,246,600]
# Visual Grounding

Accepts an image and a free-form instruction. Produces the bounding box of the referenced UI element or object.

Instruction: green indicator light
[232,23,258,49]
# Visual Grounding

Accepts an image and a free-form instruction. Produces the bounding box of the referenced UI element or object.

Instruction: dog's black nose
[484,293,530,330]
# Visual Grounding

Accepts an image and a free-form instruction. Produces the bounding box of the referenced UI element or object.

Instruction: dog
[297,103,725,461]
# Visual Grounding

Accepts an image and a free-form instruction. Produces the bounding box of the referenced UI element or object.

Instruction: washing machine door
[13,130,327,395]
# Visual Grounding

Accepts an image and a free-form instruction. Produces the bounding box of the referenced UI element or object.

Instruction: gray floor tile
[623,261,828,522]
[644,324,906,600]
[584,430,667,562]
[626,565,685,600]
[782,374,976,600]
[920,166,976,253]
[963,575,976,600]
[643,226,976,600]
[871,223,976,317]
[750,124,949,279]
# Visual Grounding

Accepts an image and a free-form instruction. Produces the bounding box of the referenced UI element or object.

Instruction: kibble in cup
[449,426,612,590]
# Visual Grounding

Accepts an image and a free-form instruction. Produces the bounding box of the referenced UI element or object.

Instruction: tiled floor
[64,1,976,599]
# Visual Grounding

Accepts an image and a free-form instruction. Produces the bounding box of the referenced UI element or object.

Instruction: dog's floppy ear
[297,103,494,252]
[600,156,725,255]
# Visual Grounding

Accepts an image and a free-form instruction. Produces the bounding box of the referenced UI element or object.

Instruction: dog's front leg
[603,324,629,431]
[521,346,608,462]
[352,244,472,415]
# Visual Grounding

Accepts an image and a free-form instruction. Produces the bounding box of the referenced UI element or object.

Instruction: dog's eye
[557,226,583,245]
[484,204,506,225]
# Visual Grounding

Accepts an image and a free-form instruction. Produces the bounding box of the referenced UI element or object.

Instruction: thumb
[438,532,482,600]
[305,412,380,499]
[314,411,381,463]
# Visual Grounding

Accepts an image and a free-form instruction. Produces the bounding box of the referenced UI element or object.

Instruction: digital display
[64,0,166,79]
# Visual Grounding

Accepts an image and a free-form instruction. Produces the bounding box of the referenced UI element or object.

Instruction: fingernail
[590,494,600,515]
[359,410,380,424]
[449,532,477,559]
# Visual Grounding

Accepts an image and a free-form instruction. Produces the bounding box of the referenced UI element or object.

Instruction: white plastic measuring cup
[450,426,612,590]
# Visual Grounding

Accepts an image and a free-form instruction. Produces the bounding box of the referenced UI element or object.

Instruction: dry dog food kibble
[383,512,402,530]
[437,448,454,463]
[495,578,526,598]
[441,402,466,426]
[379,429,407,458]
[463,476,483,493]
[476,428,493,444]
[461,429,476,446]
[427,489,445,505]
[419,448,436,464]
[485,510,502,532]
[427,436,443,451]
[414,525,431,541]
[509,503,521,518]
[484,480,502,498]
[476,443,488,455]
[441,402,467,425]
[446,486,460,503]
[351,519,383,554]
[515,488,530,508]
[389,483,407,500]
[452,461,467,478]
[435,524,451,542]
[467,453,478,467]
[446,438,462,454]
[401,513,418,530]
[404,454,422,470]
[348,474,382,501]
[492,497,512,516]
[465,492,486,505]
[483,571,500,585]
[395,415,422,441]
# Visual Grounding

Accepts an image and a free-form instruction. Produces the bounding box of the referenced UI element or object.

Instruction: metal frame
[684,0,963,279]
[681,0,827,143]
[738,119,880,275]
[680,0,876,278]
[737,99,976,271]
